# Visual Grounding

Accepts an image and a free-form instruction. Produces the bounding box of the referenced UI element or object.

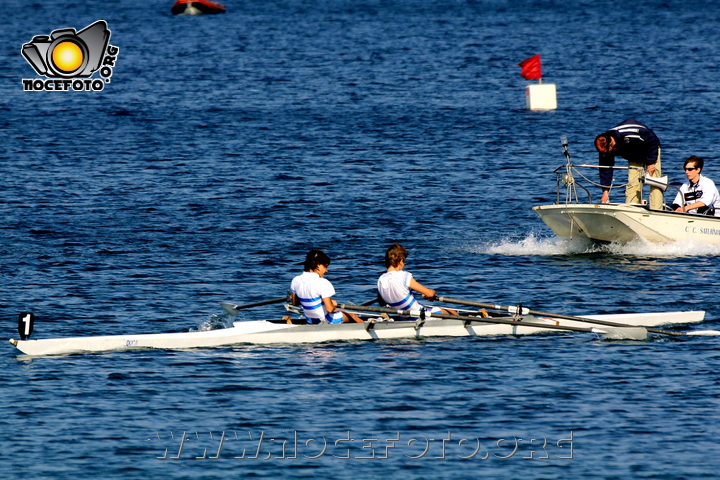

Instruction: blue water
[3,1,720,478]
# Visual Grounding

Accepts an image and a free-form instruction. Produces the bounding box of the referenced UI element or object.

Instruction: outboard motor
[18,312,35,340]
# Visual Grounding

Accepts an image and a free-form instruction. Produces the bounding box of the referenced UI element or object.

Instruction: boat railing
[551,162,642,205]
[552,136,682,208]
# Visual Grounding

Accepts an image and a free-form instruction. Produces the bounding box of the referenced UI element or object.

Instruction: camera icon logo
[22,20,110,78]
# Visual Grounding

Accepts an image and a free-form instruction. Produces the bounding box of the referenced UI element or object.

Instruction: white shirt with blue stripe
[290,271,343,324]
[377,270,423,311]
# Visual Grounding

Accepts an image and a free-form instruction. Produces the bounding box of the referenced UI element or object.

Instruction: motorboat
[533,138,720,244]
[533,202,720,244]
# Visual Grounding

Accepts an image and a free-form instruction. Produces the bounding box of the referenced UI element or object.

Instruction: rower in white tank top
[377,243,457,320]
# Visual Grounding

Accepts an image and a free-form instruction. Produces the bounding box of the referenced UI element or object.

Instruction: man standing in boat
[671,156,720,216]
[594,118,663,209]
[290,250,363,324]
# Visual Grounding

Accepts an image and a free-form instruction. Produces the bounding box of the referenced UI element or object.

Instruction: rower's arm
[322,297,337,313]
[409,278,436,300]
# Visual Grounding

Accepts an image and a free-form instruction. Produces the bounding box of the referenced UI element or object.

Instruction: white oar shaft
[338,304,632,336]
[436,296,684,337]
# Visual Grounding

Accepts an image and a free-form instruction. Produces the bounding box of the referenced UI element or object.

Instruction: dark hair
[594,131,614,153]
[684,155,704,172]
[385,243,408,268]
[303,249,330,272]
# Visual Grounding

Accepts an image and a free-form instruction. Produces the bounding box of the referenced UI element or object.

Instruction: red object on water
[171,0,226,15]
[518,55,542,80]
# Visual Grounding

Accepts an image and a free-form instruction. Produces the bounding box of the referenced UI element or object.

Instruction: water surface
[2,1,720,478]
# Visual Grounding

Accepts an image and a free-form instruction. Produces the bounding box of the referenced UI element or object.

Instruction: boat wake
[471,234,600,256]
[470,234,720,257]
[603,238,720,257]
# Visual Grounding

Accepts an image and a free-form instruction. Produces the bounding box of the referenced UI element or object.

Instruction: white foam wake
[470,234,720,257]
[474,234,598,256]
[604,238,720,257]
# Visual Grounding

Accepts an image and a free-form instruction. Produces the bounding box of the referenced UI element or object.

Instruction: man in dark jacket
[594,118,663,209]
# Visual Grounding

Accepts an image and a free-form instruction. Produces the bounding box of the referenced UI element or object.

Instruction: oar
[222,295,375,317]
[360,298,378,306]
[220,296,289,316]
[338,304,648,340]
[435,296,695,337]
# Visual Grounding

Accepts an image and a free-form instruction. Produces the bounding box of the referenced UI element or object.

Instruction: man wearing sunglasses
[594,118,662,209]
[671,156,720,216]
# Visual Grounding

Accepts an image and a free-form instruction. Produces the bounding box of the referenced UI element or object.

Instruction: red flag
[518,55,542,80]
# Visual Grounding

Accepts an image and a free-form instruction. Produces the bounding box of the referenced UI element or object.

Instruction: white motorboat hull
[9,311,705,356]
[532,203,720,244]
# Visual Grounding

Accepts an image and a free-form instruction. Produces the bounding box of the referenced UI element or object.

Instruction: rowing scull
[8,310,706,357]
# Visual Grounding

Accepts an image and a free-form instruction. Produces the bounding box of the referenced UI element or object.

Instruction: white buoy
[525,83,557,110]
[518,55,556,111]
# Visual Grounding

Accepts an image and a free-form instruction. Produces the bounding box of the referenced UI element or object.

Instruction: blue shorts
[306,311,344,324]
[325,311,345,324]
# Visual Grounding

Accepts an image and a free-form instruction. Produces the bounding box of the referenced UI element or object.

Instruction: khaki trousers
[626,148,663,210]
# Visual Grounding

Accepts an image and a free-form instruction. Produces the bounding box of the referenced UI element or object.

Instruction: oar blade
[220,302,240,316]
[686,330,720,336]
[220,296,290,316]
[591,326,648,341]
